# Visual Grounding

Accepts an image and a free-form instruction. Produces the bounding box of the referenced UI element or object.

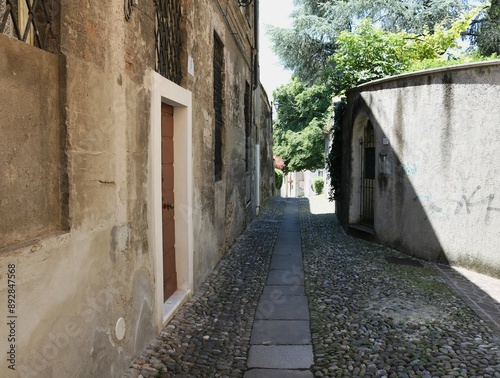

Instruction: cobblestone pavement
[122,197,500,378]
[301,196,500,377]
[121,199,286,378]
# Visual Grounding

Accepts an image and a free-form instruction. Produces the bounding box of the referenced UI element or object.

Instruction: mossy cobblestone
[299,198,500,378]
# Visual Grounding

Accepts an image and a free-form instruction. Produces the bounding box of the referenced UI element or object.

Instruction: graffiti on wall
[415,184,500,223]
[452,185,499,218]
[401,163,418,176]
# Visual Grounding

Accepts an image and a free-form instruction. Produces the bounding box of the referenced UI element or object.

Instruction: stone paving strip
[123,196,500,378]
[433,264,500,335]
[246,200,313,377]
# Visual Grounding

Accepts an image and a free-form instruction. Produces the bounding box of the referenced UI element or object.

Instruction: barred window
[0,0,59,52]
[154,0,182,85]
[213,32,224,181]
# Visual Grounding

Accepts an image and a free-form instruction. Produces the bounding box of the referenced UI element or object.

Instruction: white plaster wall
[346,61,500,277]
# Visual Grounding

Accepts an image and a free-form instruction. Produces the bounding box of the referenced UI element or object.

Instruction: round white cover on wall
[115,317,126,341]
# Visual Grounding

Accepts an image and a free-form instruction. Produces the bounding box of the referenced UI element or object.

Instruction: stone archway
[350,115,375,227]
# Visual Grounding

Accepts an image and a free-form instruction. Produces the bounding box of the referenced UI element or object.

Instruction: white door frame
[148,70,193,328]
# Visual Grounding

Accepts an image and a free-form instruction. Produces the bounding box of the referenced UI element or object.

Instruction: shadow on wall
[338,62,500,278]
[341,96,449,265]
[300,196,500,337]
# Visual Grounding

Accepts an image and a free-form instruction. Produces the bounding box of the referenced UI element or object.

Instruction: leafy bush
[330,11,482,94]
[327,99,346,200]
[312,178,325,195]
[408,52,499,72]
[275,169,284,190]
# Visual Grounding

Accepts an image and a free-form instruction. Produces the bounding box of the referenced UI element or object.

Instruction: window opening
[213,32,224,181]
[0,0,58,51]
[154,0,182,85]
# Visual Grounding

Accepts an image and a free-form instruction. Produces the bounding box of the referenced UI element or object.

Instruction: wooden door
[161,103,177,301]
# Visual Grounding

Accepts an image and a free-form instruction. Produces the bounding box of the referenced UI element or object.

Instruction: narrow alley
[122,197,500,378]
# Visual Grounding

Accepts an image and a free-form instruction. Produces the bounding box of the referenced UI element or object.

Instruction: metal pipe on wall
[255,144,260,214]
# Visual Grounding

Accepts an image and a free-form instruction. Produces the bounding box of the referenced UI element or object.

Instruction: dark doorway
[360,121,375,225]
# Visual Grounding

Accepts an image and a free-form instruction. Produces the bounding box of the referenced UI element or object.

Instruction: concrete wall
[341,61,500,277]
[0,0,271,377]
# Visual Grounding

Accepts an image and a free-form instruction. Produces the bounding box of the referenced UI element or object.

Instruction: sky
[258,0,296,100]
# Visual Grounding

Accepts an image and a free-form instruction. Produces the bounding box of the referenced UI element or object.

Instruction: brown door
[161,103,177,301]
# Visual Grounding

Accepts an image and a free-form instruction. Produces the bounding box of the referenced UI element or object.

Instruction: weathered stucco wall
[1,1,157,377]
[0,36,67,249]
[342,61,500,277]
[181,0,262,288]
[1,0,271,377]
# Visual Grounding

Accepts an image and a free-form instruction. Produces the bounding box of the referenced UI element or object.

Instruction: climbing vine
[327,99,347,201]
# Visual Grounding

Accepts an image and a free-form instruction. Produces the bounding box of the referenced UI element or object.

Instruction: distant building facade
[280,170,328,198]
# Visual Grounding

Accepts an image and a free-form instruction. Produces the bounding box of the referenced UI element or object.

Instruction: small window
[0,0,59,52]
[154,0,183,84]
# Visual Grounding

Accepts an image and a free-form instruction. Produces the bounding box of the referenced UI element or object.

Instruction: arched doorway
[359,121,375,225]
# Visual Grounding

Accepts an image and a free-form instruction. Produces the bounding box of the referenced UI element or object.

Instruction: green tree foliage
[330,11,480,93]
[272,78,330,173]
[266,1,340,82]
[266,19,337,83]
[274,121,326,174]
[469,0,500,56]
[273,78,331,132]
[329,19,410,93]
[275,168,284,190]
[268,0,476,83]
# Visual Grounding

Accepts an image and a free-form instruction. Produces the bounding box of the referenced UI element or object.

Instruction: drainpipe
[253,2,260,214]
[255,144,260,215]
